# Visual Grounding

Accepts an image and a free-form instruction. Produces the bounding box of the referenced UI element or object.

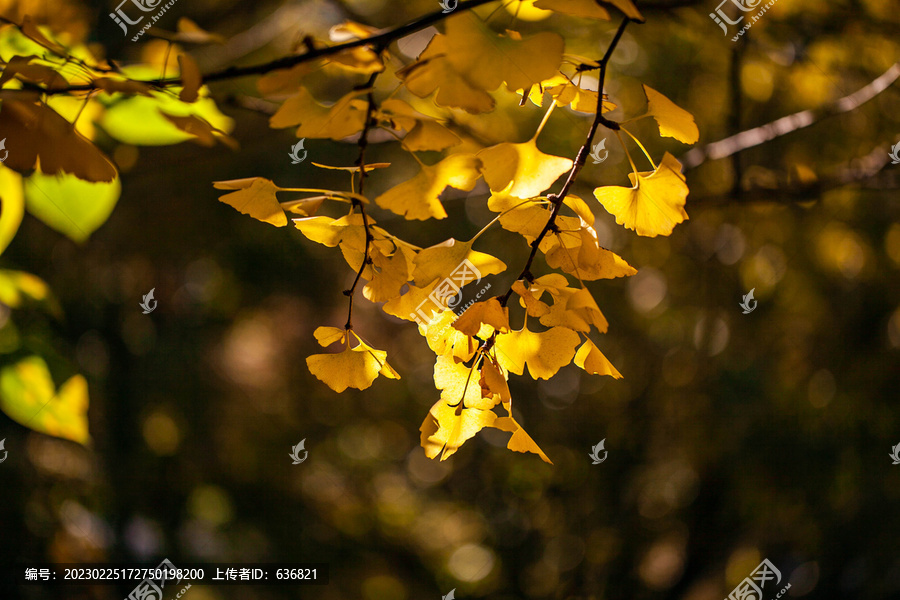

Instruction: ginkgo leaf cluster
[0,2,698,460]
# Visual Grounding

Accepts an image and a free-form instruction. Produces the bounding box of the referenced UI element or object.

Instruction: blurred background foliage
[1,0,899,598]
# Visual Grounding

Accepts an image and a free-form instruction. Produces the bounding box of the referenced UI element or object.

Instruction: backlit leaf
[434,354,496,410]
[642,85,699,144]
[574,339,622,378]
[494,325,580,379]
[306,332,399,392]
[593,152,689,237]
[445,12,564,94]
[0,355,90,445]
[420,398,497,461]
[397,34,496,113]
[492,415,552,463]
[24,170,121,243]
[270,87,367,140]
[452,297,509,336]
[213,177,288,226]
[478,139,573,199]
[374,153,482,220]
[0,167,24,256]
[412,237,506,287]
[99,83,234,146]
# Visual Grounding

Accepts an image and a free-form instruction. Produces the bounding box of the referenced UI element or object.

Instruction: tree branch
[495,15,634,311]
[344,70,380,331]
[689,142,899,204]
[681,62,900,170]
[37,0,498,96]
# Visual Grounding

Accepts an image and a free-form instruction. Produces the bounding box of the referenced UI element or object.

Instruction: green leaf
[0,355,90,445]
[98,67,233,146]
[24,171,121,243]
[0,167,24,256]
[0,270,59,315]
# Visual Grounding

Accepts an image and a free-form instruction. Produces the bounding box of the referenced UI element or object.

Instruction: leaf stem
[620,126,657,170]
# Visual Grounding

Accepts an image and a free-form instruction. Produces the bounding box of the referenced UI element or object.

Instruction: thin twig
[682,62,900,170]
[496,15,632,310]
[344,70,381,331]
[36,0,498,96]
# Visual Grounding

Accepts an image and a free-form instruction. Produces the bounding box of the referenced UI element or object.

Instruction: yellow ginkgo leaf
[257,62,317,96]
[526,276,609,334]
[434,354,497,410]
[421,310,479,363]
[512,280,551,317]
[445,12,564,94]
[540,219,637,280]
[313,326,346,347]
[642,85,699,144]
[0,355,90,445]
[412,238,506,287]
[397,34,496,114]
[565,287,609,333]
[593,152,689,237]
[213,177,288,227]
[420,398,497,461]
[362,243,410,303]
[374,154,482,220]
[525,74,616,113]
[574,339,622,378]
[479,357,511,405]
[383,279,440,322]
[494,326,580,380]
[328,22,385,74]
[0,270,56,313]
[492,416,552,463]
[378,99,461,152]
[499,203,551,243]
[533,0,610,19]
[563,194,595,223]
[478,139,573,199]
[306,333,399,393]
[270,87,368,140]
[452,297,509,336]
